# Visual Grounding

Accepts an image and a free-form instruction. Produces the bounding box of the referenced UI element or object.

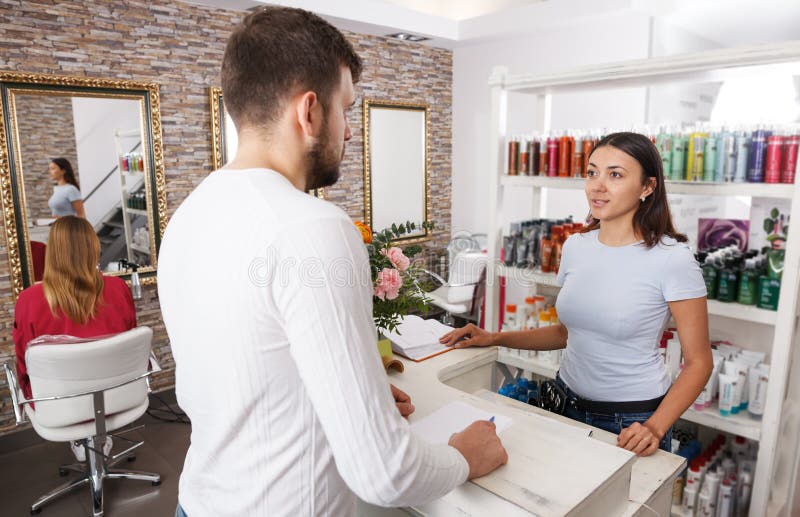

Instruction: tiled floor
[0,395,189,517]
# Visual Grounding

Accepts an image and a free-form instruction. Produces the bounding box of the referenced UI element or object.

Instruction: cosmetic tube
[716,479,734,517]
[719,373,737,416]
[735,355,761,410]
[723,361,747,414]
[747,364,769,419]
[698,491,713,516]
[706,354,724,408]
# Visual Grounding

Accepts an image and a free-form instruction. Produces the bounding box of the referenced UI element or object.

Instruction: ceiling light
[387,32,430,42]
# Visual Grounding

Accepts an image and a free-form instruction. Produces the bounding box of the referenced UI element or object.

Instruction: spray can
[781,134,798,184]
[656,132,673,178]
[572,137,584,177]
[581,139,595,178]
[508,138,519,175]
[689,133,706,181]
[547,137,559,177]
[765,134,784,183]
[734,132,750,183]
[530,139,541,176]
[519,138,531,175]
[714,132,727,182]
[748,129,770,182]
[558,135,573,177]
[703,135,717,182]
[722,132,737,182]
[671,135,687,181]
[538,137,548,175]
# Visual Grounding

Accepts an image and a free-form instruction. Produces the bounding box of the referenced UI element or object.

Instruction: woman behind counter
[441,132,712,457]
[48,157,85,218]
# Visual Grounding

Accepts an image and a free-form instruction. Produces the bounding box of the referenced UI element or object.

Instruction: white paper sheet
[410,401,513,445]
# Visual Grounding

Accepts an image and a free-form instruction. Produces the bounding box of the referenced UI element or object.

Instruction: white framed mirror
[363,99,431,243]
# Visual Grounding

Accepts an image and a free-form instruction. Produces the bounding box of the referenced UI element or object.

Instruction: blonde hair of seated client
[42,215,104,324]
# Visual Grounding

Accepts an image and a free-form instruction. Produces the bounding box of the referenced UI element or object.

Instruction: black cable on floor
[146,392,191,424]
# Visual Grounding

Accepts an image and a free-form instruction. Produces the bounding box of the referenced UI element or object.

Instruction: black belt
[557,373,666,414]
[571,394,665,414]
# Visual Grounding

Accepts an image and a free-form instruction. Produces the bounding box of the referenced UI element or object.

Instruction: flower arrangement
[355,220,435,333]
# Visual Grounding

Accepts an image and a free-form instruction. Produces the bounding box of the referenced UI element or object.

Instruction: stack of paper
[383,315,455,362]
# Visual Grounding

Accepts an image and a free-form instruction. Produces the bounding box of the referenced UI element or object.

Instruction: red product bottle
[507,139,519,175]
[782,134,799,184]
[558,136,573,177]
[765,135,784,184]
[547,138,559,177]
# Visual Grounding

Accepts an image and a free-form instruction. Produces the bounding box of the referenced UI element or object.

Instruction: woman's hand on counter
[448,420,508,480]
[617,421,661,457]
[439,324,496,349]
[390,384,415,418]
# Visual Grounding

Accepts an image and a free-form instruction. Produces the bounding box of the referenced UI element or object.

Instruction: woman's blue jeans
[556,374,672,452]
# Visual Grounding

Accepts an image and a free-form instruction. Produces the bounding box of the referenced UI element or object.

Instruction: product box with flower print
[697,219,749,252]
[749,197,791,252]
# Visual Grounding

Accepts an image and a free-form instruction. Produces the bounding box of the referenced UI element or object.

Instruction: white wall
[451,10,652,239]
[72,97,141,226]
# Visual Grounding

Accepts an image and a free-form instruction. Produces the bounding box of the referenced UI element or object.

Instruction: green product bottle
[703,136,717,182]
[656,133,672,177]
[716,259,739,303]
[671,136,687,181]
[757,276,781,311]
[737,260,758,305]
[702,257,719,300]
[767,249,785,280]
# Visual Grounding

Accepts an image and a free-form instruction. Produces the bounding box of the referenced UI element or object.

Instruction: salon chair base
[31,433,161,516]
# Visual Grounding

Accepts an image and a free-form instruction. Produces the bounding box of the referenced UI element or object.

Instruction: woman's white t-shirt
[555,229,706,402]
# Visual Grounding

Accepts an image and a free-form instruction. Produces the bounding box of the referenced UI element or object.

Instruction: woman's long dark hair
[581,132,686,248]
[51,157,80,189]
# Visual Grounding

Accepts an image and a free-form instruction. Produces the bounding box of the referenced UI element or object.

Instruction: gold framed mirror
[363,99,431,243]
[209,87,325,198]
[0,72,167,298]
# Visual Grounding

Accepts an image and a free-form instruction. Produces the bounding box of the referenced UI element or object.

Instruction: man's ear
[295,91,323,139]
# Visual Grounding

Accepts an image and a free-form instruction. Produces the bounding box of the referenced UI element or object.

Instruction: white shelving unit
[114,128,145,263]
[485,41,800,517]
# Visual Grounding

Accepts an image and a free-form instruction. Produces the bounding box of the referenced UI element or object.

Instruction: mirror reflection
[363,100,430,243]
[15,94,152,272]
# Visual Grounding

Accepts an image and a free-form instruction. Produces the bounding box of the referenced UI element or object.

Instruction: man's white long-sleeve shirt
[157,169,468,516]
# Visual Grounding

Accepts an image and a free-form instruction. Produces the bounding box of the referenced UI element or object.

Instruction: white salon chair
[3,327,161,516]
[427,249,488,326]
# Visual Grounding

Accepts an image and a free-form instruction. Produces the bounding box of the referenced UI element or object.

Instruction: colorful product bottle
[722,132,737,182]
[558,135,573,177]
[572,137,584,177]
[703,136,717,182]
[508,139,519,175]
[656,132,672,178]
[783,134,799,184]
[764,134,784,184]
[714,132,727,182]
[734,132,750,183]
[688,133,706,182]
[519,139,531,176]
[671,135,687,181]
[538,137,548,175]
[547,137,559,177]
[748,129,770,182]
[530,140,541,177]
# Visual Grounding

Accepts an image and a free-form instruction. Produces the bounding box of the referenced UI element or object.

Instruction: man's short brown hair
[221,6,362,131]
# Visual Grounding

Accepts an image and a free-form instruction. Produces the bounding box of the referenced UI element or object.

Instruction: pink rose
[381,246,410,271]
[374,268,402,301]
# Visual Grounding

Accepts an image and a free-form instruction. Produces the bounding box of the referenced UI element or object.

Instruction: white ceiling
[375,0,545,21]
[183,0,800,49]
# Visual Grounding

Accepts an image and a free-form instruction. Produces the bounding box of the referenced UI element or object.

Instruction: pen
[489,416,495,423]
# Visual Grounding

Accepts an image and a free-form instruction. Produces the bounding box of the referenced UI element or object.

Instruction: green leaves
[368,220,436,333]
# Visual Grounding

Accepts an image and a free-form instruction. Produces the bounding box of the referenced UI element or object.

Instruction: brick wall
[15,94,79,222]
[0,0,452,434]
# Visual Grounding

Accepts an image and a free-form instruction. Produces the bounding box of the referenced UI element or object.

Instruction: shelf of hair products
[506,126,799,186]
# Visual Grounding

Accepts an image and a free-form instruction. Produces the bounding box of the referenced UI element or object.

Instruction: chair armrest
[419,269,478,289]
[3,363,25,425]
[21,370,154,406]
[149,352,162,373]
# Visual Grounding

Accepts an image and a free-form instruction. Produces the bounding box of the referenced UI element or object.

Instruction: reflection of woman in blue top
[48,157,85,218]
